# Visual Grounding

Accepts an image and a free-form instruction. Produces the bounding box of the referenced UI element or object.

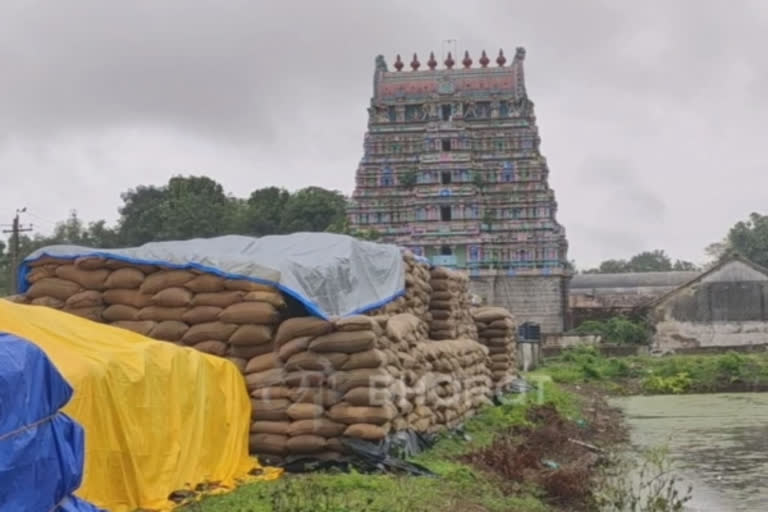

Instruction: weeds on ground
[593,446,693,512]
[641,373,692,394]
[542,346,768,394]
[186,383,574,512]
[458,398,630,511]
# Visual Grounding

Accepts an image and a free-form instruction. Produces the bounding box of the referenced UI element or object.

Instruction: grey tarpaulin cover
[19,233,406,319]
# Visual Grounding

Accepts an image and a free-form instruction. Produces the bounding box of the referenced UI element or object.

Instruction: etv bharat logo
[255,355,552,410]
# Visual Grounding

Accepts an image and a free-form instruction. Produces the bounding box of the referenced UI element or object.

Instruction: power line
[2,208,33,294]
[26,211,58,227]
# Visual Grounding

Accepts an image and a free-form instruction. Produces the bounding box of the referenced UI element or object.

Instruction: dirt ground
[461,386,628,511]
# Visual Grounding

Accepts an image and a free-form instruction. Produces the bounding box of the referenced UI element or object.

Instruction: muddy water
[613,393,768,511]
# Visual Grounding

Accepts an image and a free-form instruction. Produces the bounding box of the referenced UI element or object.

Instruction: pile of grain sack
[367,251,432,319]
[428,267,478,341]
[249,312,491,458]
[18,251,515,459]
[367,257,478,342]
[22,256,283,372]
[472,307,518,390]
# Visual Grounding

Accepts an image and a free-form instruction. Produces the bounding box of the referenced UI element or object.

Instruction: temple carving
[349,48,569,280]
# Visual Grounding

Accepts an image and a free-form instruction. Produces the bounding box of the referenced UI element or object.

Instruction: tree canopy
[710,212,768,268]
[0,175,355,295]
[584,250,699,274]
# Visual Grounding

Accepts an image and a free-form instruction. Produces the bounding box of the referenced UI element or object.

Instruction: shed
[650,255,768,350]
[568,271,699,327]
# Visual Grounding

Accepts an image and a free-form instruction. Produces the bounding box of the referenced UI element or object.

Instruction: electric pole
[2,208,33,294]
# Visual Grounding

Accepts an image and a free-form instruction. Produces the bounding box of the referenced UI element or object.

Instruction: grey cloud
[571,224,643,259]
[1,0,767,268]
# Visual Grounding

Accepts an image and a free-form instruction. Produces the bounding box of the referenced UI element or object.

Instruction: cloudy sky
[1,0,766,268]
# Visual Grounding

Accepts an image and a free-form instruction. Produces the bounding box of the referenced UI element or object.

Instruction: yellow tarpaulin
[0,300,281,511]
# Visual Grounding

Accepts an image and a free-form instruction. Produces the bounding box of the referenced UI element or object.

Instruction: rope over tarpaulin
[0,333,103,511]
[20,233,406,319]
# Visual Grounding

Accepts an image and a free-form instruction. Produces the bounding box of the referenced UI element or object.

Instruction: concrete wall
[542,343,648,358]
[469,273,568,333]
[652,260,768,350]
[654,319,768,349]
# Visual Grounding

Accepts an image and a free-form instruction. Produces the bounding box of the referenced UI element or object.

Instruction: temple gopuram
[348,48,570,332]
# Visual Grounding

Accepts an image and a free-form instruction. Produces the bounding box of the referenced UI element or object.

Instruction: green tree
[243,187,291,235]
[84,219,122,248]
[4,178,354,280]
[51,210,86,243]
[724,212,768,267]
[159,175,239,240]
[585,250,699,274]
[571,316,650,344]
[584,259,628,274]
[705,239,729,263]
[117,176,240,244]
[326,216,381,241]
[627,250,672,272]
[672,260,699,271]
[279,187,347,233]
[117,184,169,246]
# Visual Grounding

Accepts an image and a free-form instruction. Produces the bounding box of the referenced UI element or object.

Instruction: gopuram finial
[478,50,491,68]
[427,51,437,70]
[394,54,404,71]
[496,48,507,67]
[410,53,421,70]
[462,50,472,68]
[444,51,455,69]
[479,50,490,68]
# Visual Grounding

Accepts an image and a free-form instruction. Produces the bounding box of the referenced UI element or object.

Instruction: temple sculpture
[350,49,568,271]
[348,48,570,332]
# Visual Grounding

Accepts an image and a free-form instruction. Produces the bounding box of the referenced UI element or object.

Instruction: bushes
[570,316,650,344]
[642,373,693,394]
[544,348,768,394]
[546,346,640,383]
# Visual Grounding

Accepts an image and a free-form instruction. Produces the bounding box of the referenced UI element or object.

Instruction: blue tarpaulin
[20,233,407,319]
[0,333,102,512]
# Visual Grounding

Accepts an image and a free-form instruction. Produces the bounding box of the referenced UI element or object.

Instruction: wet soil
[461,388,627,511]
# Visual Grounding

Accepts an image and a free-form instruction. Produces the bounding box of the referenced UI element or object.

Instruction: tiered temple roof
[349,48,568,274]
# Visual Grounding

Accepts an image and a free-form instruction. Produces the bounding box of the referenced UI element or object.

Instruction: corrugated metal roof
[570,271,700,290]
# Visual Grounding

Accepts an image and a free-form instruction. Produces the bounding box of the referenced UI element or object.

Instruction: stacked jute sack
[472,307,518,389]
[19,254,498,460]
[428,267,478,341]
[20,256,285,370]
[249,312,492,458]
[368,251,432,319]
[21,256,290,448]
[250,314,398,458]
[385,313,492,433]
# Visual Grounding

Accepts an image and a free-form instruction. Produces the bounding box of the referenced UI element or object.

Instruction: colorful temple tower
[348,48,570,332]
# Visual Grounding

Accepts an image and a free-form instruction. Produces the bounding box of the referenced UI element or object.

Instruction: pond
[613,392,768,511]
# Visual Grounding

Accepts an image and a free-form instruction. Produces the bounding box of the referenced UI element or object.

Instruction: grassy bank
[180,348,765,511]
[183,381,619,512]
[540,346,768,394]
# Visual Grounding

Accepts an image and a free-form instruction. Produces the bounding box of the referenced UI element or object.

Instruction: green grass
[184,381,580,512]
[540,346,768,394]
